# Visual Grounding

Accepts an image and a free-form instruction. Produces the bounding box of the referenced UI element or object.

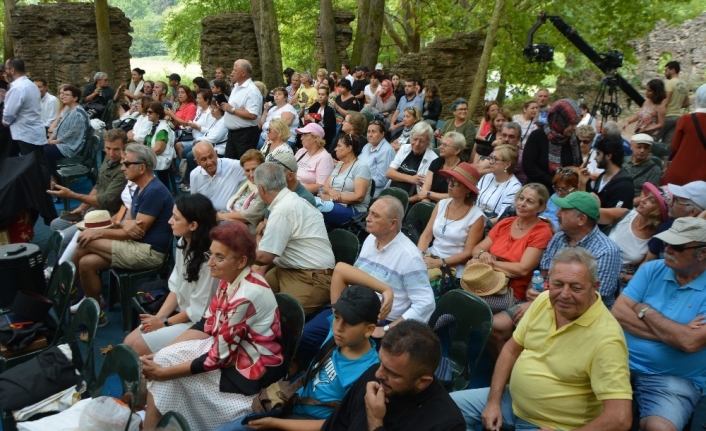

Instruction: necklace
[442,201,468,238]
[515,217,539,232]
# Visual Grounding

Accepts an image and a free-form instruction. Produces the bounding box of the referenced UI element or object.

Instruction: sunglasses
[147,110,155,114]
[666,243,704,253]
[556,167,576,175]
[267,154,292,172]
[579,139,592,145]
[122,161,144,168]
[446,178,461,187]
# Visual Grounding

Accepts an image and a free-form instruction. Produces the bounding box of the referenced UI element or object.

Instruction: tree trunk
[401,0,420,52]
[95,0,114,81]
[466,0,504,120]
[4,0,16,60]
[319,0,339,72]
[250,0,283,90]
[496,69,507,106]
[350,0,370,67]
[360,0,384,68]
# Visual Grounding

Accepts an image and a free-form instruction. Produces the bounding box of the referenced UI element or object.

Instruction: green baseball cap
[551,192,600,221]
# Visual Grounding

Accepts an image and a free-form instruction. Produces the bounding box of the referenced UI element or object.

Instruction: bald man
[220,59,262,159]
[190,142,245,209]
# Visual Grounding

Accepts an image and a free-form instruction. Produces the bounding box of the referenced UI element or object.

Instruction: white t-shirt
[260,104,300,140]
[428,199,485,276]
[608,209,649,266]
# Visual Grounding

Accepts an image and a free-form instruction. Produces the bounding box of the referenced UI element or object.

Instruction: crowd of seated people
[7,54,706,431]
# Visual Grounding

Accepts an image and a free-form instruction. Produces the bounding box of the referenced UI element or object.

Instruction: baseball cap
[266,151,297,173]
[295,123,325,138]
[375,63,384,70]
[166,73,181,81]
[668,181,706,210]
[331,285,381,325]
[654,217,706,245]
[631,133,654,145]
[551,191,600,221]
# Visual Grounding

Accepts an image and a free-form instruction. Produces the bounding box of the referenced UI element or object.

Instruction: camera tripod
[589,72,622,128]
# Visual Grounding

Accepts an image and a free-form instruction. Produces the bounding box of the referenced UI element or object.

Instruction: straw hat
[460,262,508,296]
[76,210,114,231]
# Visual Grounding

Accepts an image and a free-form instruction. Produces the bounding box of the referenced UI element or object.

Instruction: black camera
[599,50,623,70]
[523,43,555,62]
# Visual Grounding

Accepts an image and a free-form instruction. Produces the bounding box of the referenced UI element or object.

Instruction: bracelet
[476,250,486,259]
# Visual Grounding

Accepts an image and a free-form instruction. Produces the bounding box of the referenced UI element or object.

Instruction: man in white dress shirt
[190,142,245,210]
[219,59,262,159]
[33,77,58,130]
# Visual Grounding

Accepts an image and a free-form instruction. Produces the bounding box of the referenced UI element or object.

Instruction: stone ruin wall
[390,32,486,121]
[314,10,355,69]
[200,13,261,81]
[10,3,132,94]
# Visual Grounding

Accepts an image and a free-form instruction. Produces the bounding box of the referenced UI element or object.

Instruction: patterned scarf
[380,79,394,102]
[544,99,582,173]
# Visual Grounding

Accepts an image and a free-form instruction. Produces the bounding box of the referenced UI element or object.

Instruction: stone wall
[314,10,355,69]
[389,31,486,121]
[10,3,132,94]
[632,12,706,88]
[201,13,261,81]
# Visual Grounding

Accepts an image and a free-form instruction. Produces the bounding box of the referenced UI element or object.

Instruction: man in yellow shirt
[451,248,633,431]
[661,61,690,145]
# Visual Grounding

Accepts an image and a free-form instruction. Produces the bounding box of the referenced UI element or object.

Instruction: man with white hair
[189,142,244,210]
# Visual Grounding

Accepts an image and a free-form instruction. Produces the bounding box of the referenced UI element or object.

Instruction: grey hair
[376,195,404,232]
[549,247,598,285]
[695,83,706,109]
[410,121,434,142]
[236,59,253,76]
[254,162,287,193]
[444,131,466,152]
[93,72,107,82]
[125,143,156,172]
[301,71,312,82]
[502,121,522,134]
[602,121,621,138]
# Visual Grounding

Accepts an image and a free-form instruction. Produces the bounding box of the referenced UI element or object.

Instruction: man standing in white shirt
[33,77,58,130]
[219,59,262,159]
[3,57,51,187]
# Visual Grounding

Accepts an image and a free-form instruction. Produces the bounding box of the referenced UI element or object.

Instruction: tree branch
[384,15,410,53]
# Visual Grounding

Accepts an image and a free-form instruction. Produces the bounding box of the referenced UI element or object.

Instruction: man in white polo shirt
[189,142,245,210]
[219,59,262,159]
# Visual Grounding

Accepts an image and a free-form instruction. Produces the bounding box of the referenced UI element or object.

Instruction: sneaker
[97,311,109,328]
[70,295,106,314]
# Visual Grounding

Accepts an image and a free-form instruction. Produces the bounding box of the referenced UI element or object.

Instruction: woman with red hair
[142,221,285,431]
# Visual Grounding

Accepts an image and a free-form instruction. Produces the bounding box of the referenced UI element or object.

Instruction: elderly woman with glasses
[386,122,439,203]
[477,144,522,226]
[319,134,372,227]
[419,131,465,204]
[295,123,335,194]
[576,124,602,181]
[142,222,285,431]
[217,150,267,231]
[434,98,476,162]
[391,106,421,151]
[539,166,583,230]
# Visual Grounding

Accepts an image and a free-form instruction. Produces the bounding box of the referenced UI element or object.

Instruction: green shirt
[622,157,662,197]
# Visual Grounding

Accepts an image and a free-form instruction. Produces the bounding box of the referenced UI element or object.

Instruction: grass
[129,56,205,85]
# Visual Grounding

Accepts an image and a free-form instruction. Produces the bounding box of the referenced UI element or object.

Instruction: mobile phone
[241,409,283,425]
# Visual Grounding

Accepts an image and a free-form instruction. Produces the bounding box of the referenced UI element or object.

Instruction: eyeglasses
[500,133,518,139]
[553,186,575,194]
[121,161,144,168]
[267,154,293,172]
[369,119,384,126]
[488,155,503,164]
[579,139,592,145]
[446,178,461,187]
[455,108,468,112]
[672,199,694,207]
[438,142,451,148]
[147,110,155,114]
[264,127,271,133]
[666,243,705,253]
[204,251,229,263]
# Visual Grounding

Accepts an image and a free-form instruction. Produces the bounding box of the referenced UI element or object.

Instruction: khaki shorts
[265,266,331,316]
[112,240,165,270]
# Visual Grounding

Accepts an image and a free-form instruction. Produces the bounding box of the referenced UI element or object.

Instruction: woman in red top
[165,84,197,131]
[142,222,285,431]
[468,183,554,356]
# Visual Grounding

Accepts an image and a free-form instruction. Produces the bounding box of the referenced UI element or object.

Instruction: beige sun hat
[76,210,114,231]
[460,262,508,296]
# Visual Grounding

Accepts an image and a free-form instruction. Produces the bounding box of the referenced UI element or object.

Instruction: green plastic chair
[378,187,410,215]
[275,293,305,379]
[101,100,115,129]
[650,141,669,158]
[328,229,360,265]
[0,261,75,373]
[157,411,192,430]
[428,290,493,392]
[42,230,64,285]
[404,201,436,233]
[91,344,142,431]
[689,395,706,431]
[108,236,175,332]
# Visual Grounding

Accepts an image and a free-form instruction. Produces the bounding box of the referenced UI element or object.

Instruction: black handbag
[135,288,170,315]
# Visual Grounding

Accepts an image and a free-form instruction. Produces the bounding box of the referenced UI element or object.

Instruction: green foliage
[276,0,319,70]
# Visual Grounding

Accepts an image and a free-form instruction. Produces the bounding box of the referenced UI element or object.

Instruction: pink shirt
[295,148,334,187]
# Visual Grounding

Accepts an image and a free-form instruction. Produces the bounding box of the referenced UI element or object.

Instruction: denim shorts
[632,372,702,430]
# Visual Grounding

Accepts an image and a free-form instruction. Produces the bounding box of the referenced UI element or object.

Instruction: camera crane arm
[524,11,645,107]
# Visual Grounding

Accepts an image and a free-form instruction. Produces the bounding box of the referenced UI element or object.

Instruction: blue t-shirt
[292,320,379,419]
[131,178,174,254]
[622,260,706,389]
[647,218,673,259]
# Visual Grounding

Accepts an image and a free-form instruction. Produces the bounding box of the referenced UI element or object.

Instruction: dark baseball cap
[331,285,381,325]
[166,73,181,81]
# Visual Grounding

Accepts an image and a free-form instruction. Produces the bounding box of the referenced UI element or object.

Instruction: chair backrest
[44,261,76,343]
[378,187,409,215]
[63,297,100,391]
[92,343,141,405]
[404,201,435,233]
[328,229,360,265]
[42,230,64,282]
[101,100,115,126]
[274,293,305,378]
[428,290,493,392]
[157,411,192,430]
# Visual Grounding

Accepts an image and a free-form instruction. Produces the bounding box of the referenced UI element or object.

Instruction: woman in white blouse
[477,144,522,226]
[258,87,299,149]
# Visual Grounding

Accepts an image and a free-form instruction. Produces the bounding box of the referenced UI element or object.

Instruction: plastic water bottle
[531,270,544,291]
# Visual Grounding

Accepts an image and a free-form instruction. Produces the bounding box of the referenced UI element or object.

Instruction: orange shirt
[488,217,553,301]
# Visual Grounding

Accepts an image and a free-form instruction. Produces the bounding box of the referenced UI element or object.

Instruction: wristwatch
[383,324,390,333]
[441,258,447,268]
[637,306,651,320]
[162,317,171,327]
[426,191,431,199]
